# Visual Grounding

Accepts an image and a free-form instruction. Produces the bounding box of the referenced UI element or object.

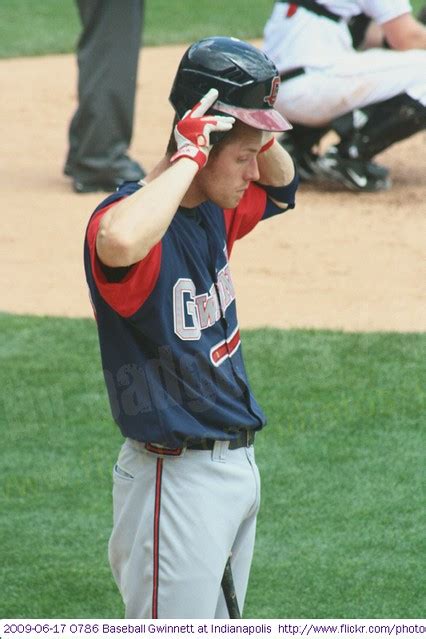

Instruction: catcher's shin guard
[281,122,330,152]
[337,94,426,161]
[279,122,330,180]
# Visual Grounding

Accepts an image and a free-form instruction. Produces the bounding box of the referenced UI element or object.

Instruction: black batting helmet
[169,36,291,132]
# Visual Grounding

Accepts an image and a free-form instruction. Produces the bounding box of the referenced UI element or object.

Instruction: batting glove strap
[170,143,209,170]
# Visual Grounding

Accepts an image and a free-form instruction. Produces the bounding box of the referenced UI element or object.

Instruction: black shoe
[65,156,145,193]
[72,178,128,194]
[64,163,73,178]
[278,135,318,181]
[313,146,391,192]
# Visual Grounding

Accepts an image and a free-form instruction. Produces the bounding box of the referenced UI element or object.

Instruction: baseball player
[84,37,298,619]
[263,0,426,191]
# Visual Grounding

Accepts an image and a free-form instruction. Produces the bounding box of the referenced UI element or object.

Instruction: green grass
[0,1,80,58]
[1,314,425,618]
[1,0,424,58]
[243,330,426,618]
[0,0,273,58]
[143,1,274,47]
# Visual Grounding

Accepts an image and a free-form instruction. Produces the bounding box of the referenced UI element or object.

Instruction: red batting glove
[170,88,235,170]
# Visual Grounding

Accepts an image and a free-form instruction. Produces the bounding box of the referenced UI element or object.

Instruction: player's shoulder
[85,181,144,240]
[93,180,143,213]
[94,182,143,213]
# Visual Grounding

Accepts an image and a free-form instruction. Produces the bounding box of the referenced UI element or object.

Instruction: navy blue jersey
[84,177,297,447]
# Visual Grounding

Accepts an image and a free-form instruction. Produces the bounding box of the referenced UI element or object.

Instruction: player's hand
[170,88,235,170]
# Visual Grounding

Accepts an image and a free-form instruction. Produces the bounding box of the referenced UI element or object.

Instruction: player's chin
[213,189,246,209]
[227,190,247,208]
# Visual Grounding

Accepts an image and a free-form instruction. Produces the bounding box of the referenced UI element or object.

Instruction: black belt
[277,0,340,22]
[144,430,255,456]
[280,67,306,82]
[188,430,255,450]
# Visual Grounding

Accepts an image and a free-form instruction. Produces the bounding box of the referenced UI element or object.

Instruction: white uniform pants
[108,438,261,619]
[276,49,426,126]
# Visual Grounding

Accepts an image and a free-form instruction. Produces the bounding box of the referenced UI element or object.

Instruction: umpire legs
[65,0,145,188]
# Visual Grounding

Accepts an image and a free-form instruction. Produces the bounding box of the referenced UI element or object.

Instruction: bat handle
[221,556,241,619]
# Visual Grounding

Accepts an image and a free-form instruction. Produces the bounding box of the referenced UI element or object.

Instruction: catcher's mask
[169,36,291,132]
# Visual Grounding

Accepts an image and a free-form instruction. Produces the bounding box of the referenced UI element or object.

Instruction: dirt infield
[1,45,425,332]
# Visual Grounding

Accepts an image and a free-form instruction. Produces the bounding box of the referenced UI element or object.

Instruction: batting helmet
[169,36,291,132]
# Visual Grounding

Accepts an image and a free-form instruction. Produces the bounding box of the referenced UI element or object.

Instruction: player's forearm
[96,158,198,267]
[383,14,426,50]
[257,136,295,186]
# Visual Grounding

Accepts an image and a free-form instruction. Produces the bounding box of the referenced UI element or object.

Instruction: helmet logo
[264,76,280,107]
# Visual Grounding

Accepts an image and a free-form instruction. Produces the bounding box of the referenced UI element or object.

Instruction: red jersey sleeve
[223,182,268,255]
[86,202,162,318]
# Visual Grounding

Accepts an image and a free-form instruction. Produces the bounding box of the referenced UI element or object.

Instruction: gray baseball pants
[108,438,260,619]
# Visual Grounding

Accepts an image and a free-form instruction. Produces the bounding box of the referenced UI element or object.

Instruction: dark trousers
[66,0,144,181]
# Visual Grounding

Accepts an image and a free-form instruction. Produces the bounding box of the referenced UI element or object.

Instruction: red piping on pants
[152,458,163,618]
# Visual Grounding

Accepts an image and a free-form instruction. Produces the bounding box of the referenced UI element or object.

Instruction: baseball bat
[221,557,241,619]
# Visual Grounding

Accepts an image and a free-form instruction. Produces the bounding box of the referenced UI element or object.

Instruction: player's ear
[208,119,244,158]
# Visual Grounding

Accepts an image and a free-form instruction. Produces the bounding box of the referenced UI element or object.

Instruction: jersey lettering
[216,262,236,312]
[173,264,236,341]
[194,284,221,329]
[173,278,201,341]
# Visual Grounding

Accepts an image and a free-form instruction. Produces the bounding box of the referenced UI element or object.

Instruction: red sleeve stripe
[259,136,275,154]
[287,4,298,18]
[86,203,162,317]
[223,183,267,255]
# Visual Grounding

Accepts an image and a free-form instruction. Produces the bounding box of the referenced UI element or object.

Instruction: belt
[188,430,255,450]
[280,67,306,82]
[143,430,255,456]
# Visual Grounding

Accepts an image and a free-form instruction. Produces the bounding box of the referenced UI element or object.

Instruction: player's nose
[245,157,260,182]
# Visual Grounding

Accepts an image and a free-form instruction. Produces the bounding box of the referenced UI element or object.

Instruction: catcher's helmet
[169,36,291,132]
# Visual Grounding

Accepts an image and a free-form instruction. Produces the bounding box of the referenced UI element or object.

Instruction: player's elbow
[96,226,137,268]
